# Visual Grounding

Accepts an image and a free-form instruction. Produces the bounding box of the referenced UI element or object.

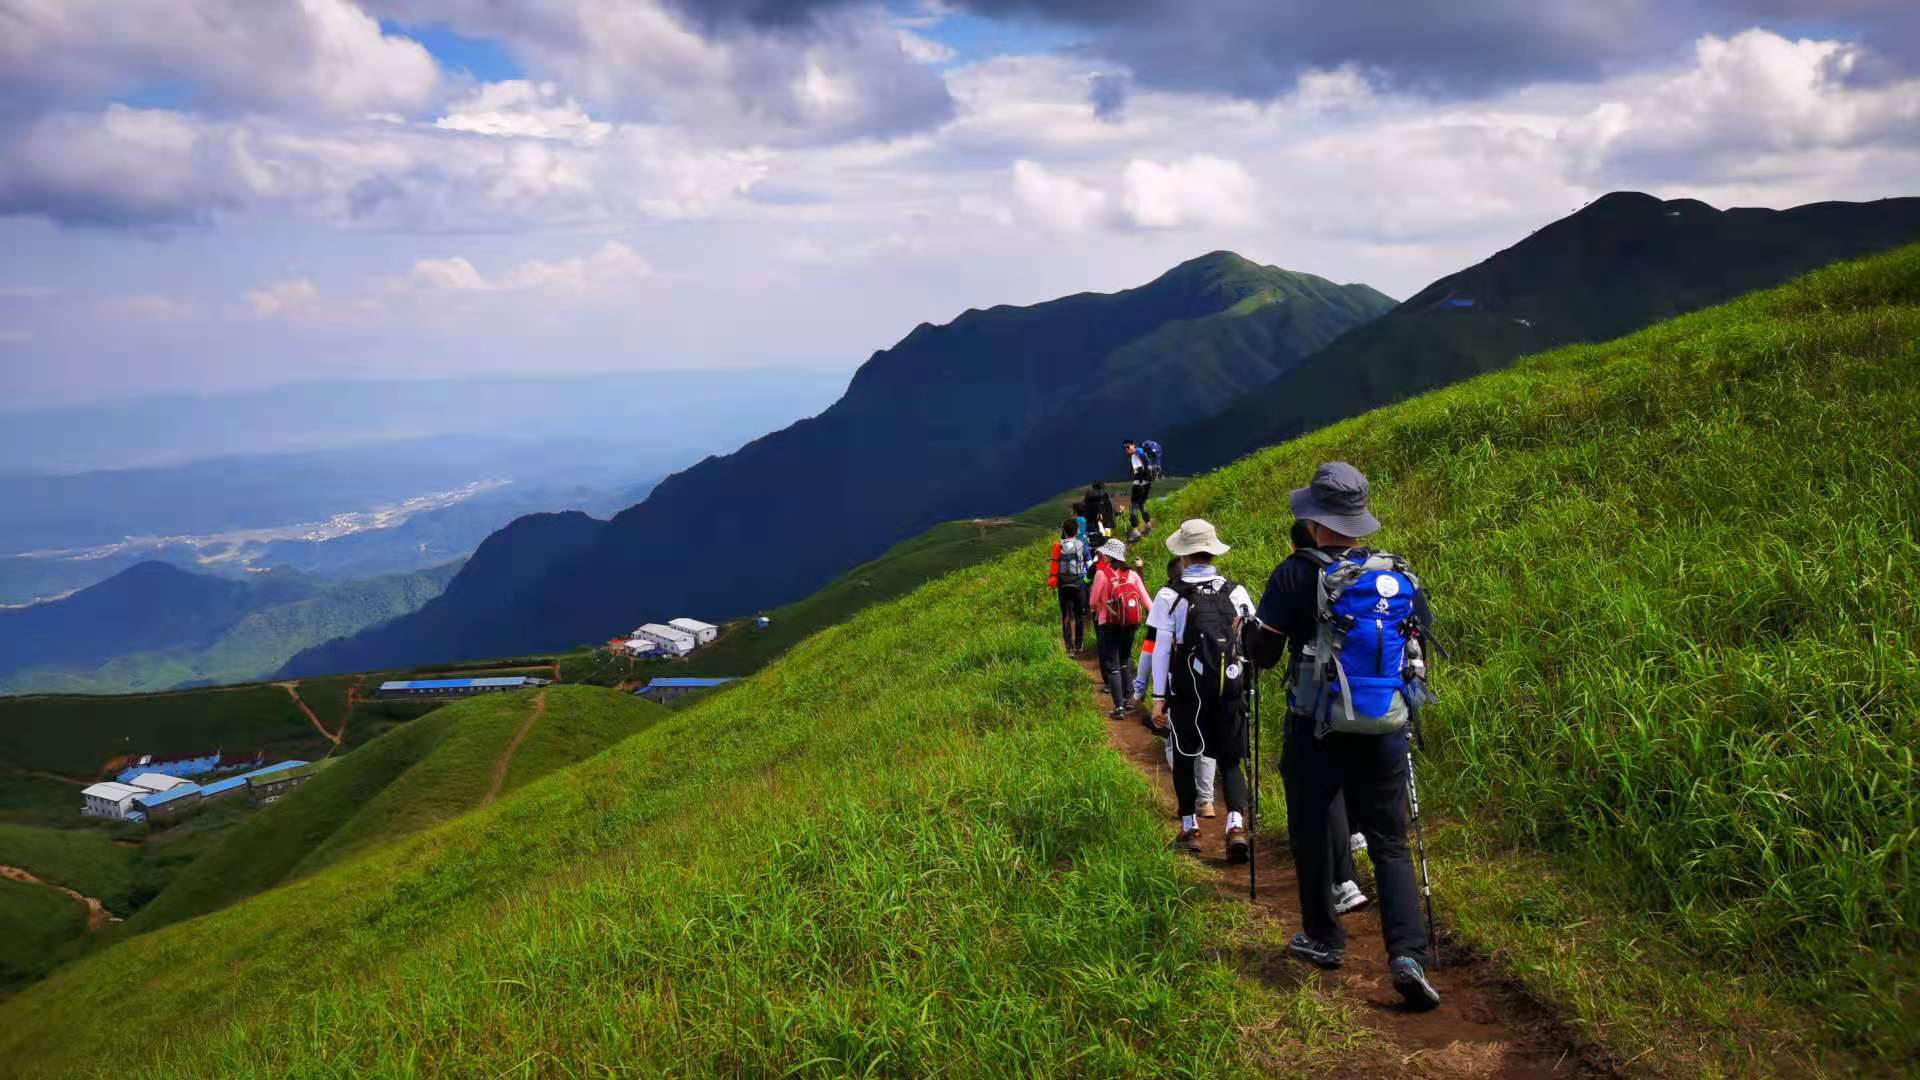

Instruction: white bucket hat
[1097,538,1127,562]
[1165,518,1230,557]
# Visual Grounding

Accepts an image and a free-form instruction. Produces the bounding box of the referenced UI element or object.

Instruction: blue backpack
[1138,440,1164,479]
[1288,550,1436,737]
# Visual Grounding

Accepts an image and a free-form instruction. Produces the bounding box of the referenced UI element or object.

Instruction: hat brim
[1165,534,1231,557]
[1289,486,1381,538]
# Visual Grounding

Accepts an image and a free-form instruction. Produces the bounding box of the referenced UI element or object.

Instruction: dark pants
[1056,586,1086,652]
[1130,481,1153,525]
[1281,713,1426,959]
[1095,624,1137,707]
[1169,696,1247,817]
[1329,789,1357,884]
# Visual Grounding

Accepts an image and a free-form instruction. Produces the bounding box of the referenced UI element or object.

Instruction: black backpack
[1169,578,1248,708]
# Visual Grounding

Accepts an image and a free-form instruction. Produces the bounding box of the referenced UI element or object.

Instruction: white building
[635,623,697,656]
[127,773,195,793]
[81,782,149,820]
[622,637,659,658]
[668,618,719,645]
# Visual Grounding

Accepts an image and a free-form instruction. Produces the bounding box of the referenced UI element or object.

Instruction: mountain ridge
[286,251,1394,674]
[1173,191,1920,472]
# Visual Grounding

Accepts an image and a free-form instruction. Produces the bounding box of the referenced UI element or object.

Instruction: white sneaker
[1333,880,1370,915]
[1349,832,1368,853]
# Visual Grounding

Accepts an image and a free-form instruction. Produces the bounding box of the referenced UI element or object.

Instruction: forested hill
[1172,191,1920,472]
[287,253,1393,673]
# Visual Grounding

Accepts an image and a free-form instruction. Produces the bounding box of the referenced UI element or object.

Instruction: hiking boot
[1197,800,1217,819]
[1170,828,1202,855]
[1287,933,1343,969]
[1333,880,1370,915]
[1225,825,1249,863]
[1390,956,1441,1010]
[1108,705,1127,719]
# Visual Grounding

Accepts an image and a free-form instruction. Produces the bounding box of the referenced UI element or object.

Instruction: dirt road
[1079,656,1613,1078]
[276,681,341,748]
[482,689,547,807]
[0,864,121,932]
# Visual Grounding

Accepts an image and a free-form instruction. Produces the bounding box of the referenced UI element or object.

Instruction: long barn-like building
[375,676,550,699]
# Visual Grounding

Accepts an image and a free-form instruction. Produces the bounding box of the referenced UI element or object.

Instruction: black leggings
[1095,624,1137,706]
[1057,586,1086,651]
[1130,482,1153,524]
[1174,744,1246,817]
[1169,698,1247,817]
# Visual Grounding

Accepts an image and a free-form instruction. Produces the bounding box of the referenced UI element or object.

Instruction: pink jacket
[1089,563,1149,626]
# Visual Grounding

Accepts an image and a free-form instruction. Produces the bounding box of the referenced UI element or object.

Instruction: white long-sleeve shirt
[1147,564,1255,697]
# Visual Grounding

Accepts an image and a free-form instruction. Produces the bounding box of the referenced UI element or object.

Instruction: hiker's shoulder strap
[1298,548,1337,568]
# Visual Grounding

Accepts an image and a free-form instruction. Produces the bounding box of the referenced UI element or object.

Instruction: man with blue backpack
[1249,461,1442,1009]
[1124,439,1163,535]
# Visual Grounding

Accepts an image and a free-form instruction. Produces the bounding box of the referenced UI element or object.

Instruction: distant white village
[619,617,720,659]
[81,752,316,824]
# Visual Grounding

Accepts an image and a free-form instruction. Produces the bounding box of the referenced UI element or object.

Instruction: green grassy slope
[0,543,1325,1077]
[0,824,141,914]
[123,686,659,937]
[1157,244,1917,1066]
[0,878,85,993]
[0,684,327,778]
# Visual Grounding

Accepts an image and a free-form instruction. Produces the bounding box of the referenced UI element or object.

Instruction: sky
[2,0,1918,409]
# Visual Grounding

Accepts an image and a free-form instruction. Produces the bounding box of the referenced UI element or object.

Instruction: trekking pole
[1405,743,1438,968]
[1248,671,1259,901]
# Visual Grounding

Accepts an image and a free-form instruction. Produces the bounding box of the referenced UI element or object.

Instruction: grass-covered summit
[3,245,1916,1076]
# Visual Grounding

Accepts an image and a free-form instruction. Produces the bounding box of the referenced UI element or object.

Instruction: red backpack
[1100,564,1148,627]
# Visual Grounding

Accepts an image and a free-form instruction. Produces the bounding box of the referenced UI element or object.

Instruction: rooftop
[82,782,147,801]
[642,677,739,690]
[136,784,204,806]
[379,677,536,690]
[247,762,318,785]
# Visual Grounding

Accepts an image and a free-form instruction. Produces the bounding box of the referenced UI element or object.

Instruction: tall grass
[1159,245,1920,1058]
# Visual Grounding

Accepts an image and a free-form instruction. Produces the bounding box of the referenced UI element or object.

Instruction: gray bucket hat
[1097,538,1127,562]
[1289,461,1381,538]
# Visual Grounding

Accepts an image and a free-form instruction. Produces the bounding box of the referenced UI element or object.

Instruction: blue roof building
[376,677,549,697]
[635,677,738,703]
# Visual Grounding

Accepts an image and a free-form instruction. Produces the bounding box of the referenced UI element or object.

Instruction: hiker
[1124,439,1161,532]
[1249,461,1441,1008]
[1048,518,1089,655]
[1150,519,1256,861]
[1287,519,1372,917]
[1090,539,1150,718]
[1138,555,1219,815]
[1085,481,1118,538]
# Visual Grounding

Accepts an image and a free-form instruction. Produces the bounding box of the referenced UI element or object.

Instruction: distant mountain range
[0,560,459,695]
[287,254,1395,673]
[290,190,1920,678]
[1172,192,1920,472]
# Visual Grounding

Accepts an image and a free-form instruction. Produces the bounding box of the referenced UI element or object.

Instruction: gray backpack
[1058,538,1087,583]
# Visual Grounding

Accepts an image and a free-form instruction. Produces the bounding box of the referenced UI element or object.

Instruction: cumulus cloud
[0,106,260,227]
[0,0,439,118]
[1562,30,1920,180]
[405,242,655,293]
[1010,155,1259,232]
[246,278,326,318]
[435,81,612,143]
[371,0,955,144]
[1119,156,1257,229]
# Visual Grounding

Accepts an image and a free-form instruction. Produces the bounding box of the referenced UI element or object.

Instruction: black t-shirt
[1253,546,1432,666]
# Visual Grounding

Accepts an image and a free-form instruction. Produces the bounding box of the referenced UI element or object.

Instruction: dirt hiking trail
[0,864,121,932]
[483,689,546,807]
[1077,655,1615,1078]
[276,681,341,748]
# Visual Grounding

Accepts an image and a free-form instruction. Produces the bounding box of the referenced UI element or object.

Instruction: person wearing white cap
[1148,519,1256,861]
[1088,538,1150,718]
[1249,461,1442,1009]
[1139,555,1218,816]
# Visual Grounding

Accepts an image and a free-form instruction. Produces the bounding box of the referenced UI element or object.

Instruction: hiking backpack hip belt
[1286,550,1437,738]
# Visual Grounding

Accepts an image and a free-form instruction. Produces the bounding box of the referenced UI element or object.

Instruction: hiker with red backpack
[1089,538,1150,718]
[1247,461,1442,1009]
[1150,519,1256,862]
